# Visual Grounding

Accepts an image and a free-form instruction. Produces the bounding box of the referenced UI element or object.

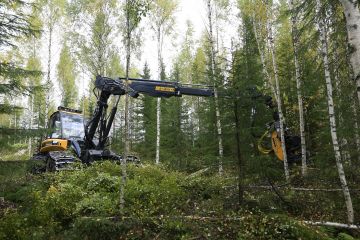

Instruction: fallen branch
[303,221,360,229]
[224,185,360,192]
[81,215,243,221]
[80,216,360,229]
[186,168,210,179]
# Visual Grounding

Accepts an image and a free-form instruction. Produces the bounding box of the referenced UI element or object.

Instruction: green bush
[0,161,337,239]
[66,217,133,240]
[76,193,117,216]
[125,165,186,217]
[237,213,330,240]
[41,183,84,222]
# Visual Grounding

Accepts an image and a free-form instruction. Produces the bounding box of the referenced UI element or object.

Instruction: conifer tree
[0,0,40,115]
[140,63,156,158]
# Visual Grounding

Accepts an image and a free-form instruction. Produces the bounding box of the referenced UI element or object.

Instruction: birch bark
[28,94,33,157]
[289,0,307,175]
[351,102,360,162]
[155,27,162,165]
[265,1,290,180]
[316,0,354,224]
[251,12,278,104]
[338,0,360,105]
[149,0,177,165]
[333,44,351,163]
[207,0,224,175]
[45,23,52,128]
[120,0,132,211]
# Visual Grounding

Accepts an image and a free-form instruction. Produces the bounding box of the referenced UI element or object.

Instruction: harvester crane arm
[83,75,215,163]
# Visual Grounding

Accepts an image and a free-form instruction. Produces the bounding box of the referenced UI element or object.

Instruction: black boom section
[82,75,215,163]
[117,77,214,98]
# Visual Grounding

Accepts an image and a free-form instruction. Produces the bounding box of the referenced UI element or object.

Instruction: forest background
[1,0,360,238]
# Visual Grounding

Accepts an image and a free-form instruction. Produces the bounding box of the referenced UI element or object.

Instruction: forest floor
[0,160,359,240]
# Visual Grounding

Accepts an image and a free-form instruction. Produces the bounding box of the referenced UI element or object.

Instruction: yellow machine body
[271,131,284,161]
[40,139,68,153]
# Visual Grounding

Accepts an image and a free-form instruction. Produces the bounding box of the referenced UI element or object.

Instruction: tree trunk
[155,27,162,165]
[207,0,224,175]
[351,102,360,162]
[316,0,354,224]
[120,0,131,211]
[28,93,34,157]
[339,0,360,105]
[45,24,52,127]
[234,99,244,205]
[333,44,351,164]
[266,1,290,180]
[289,0,307,176]
[252,13,278,103]
[344,24,360,163]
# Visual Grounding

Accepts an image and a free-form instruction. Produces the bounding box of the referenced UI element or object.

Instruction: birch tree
[67,0,116,117]
[41,0,65,127]
[243,0,289,179]
[206,0,224,175]
[338,0,360,105]
[149,0,178,164]
[120,0,149,211]
[264,0,290,180]
[316,0,354,224]
[289,0,307,175]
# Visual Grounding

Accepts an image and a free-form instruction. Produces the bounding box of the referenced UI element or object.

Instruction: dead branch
[303,221,360,229]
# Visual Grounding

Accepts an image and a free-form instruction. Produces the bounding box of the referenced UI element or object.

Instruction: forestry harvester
[32,75,301,172]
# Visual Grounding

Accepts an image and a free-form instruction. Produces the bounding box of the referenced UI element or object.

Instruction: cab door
[48,112,62,139]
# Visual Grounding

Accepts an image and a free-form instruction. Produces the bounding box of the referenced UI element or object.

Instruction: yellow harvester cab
[40,107,84,153]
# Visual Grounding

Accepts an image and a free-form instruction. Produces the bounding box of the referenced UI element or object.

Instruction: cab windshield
[61,113,85,139]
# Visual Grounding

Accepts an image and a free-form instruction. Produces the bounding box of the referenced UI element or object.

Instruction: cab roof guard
[58,106,82,114]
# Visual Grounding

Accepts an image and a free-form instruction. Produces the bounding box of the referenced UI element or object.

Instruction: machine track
[47,151,77,171]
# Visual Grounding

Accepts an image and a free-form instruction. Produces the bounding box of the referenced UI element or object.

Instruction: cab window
[49,113,61,138]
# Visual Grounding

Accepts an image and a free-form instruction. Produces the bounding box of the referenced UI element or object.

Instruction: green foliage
[68,217,132,240]
[149,0,178,38]
[236,213,329,240]
[138,63,156,158]
[0,1,40,48]
[125,165,186,217]
[0,162,338,239]
[337,232,355,240]
[124,0,150,31]
[0,0,42,128]
[57,43,78,108]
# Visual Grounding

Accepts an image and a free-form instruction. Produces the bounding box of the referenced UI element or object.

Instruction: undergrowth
[0,161,356,239]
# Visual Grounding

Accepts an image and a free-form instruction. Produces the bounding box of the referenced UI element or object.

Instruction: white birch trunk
[252,13,278,104]
[45,24,52,128]
[339,0,360,105]
[289,0,307,176]
[266,2,290,181]
[155,27,162,165]
[333,46,351,164]
[351,102,360,162]
[316,0,354,224]
[207,0,224,175]
[28,94,34,157]
[344,27,360,163]
[304,221,360,229]
[120,0,131,211]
